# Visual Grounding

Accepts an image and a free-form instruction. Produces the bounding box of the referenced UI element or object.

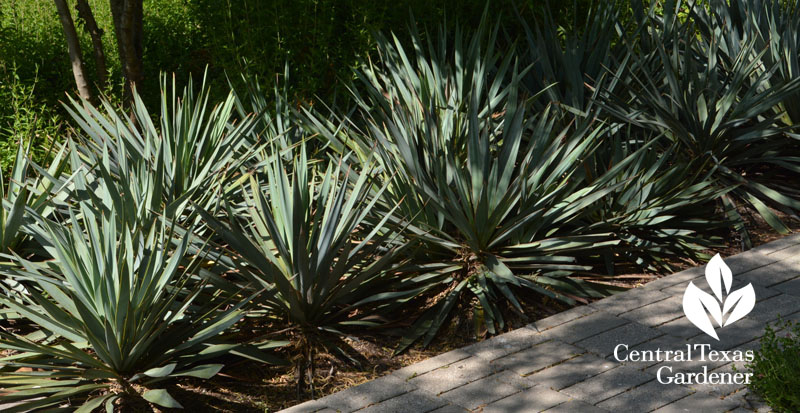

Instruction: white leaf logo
[682,254,756,340]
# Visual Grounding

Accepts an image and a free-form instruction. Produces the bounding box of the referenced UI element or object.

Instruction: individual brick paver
[618,296,684,327]
[652,391,741,412]
[751,233,800,254]
[589,288,672,315]
[490,340,584,375]
[438,370,533,410]
[740,292,800,324]
[392,349,471,380]
[528,305,598,332]
[357,390,446,413]
[596,380,694,412]
[659,314,706,339]
[541,311,629,344]
[482,385,571,413]
[759,241,800,261]
[315,374,414,412]
[428,405,469,413]
[277,236,800,413]
[739,258,800,287]
[280,400,328,413]
[638,266,703,291]
[725,249,783,275]
[526,353,617,390]
[575,321,663,357]
[463,325,548,361]
[407,356,499,395]
[542,398,609,412]
[560,365,652,404]
[771,277,800,297]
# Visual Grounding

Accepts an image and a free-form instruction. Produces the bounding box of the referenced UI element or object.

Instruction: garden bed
[173,211,799,412]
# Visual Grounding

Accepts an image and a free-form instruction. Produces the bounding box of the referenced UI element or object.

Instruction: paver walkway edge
[281,236,800,413]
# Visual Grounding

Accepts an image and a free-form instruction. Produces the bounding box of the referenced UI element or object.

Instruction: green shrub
[1,0,601,113]
[582,140,730,273]
[0,64,62,174]
[746,318,800,412]
[0,0,71,105]
[693,0,800,126]
[515,1,731,273]
[518,2,624,115]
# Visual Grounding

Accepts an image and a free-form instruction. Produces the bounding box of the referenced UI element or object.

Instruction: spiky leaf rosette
[199,144,417,383]
[0,168,264,411]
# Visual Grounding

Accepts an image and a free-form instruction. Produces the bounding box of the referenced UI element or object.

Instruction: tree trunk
[109,0,143,102]
[75,0,107,91]
[53,0,92,101]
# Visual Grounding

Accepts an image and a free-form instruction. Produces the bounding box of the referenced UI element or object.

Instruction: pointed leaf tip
[722,283,756,327]
[705,254,732,302]
[143,363,177,378]
[142,389,183,409]
[683,282,721,340]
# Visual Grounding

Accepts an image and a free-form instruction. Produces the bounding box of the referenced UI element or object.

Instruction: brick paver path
[281,235,800,413]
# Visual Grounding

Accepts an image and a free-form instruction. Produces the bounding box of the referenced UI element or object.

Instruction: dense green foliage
[746,318,800,412]
[0,0,585,119]
[0,0,597,175]
[0,0,799,409]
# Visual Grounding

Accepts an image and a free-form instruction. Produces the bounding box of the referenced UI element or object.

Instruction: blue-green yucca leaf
[0,139,68,257]
[142,388,183,409]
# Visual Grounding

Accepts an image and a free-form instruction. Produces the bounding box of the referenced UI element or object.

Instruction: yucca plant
[199,145,416,397]
[0,140,69,320]
[0,140,67,256]
[0,166,262,411]
[517,2,625,116]
[231,68,310,152]
[314,21,634,353]
[581,134,731,273]
[603,0,800,247]
[65,74,257,223]
[692,0,800,126]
